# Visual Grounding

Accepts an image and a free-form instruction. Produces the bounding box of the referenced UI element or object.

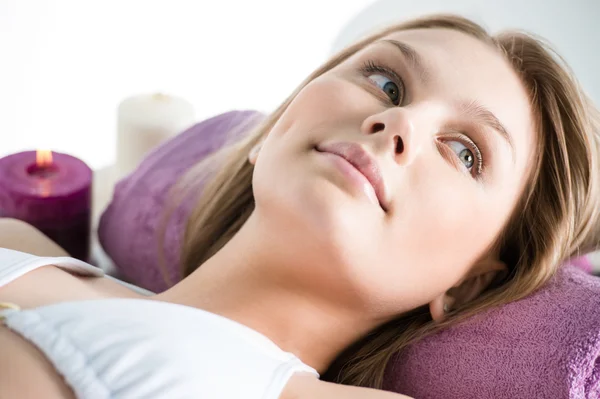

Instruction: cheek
[383,174,508,292]
[268,76,367,141]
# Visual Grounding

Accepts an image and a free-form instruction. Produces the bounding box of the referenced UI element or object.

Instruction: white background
[0,0,372,169]
[1,0,598,170]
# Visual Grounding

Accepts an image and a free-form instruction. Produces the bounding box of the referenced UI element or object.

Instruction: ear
[429,255,508,322]
[248,140,264,165]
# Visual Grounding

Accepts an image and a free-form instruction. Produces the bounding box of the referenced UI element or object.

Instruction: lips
[316,142,389,212]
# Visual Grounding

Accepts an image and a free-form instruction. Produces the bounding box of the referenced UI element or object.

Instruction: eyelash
[359,60,405,105]
[439,133,484,178]
[359,59,485,179]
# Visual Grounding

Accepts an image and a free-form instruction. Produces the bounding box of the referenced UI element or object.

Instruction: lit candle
[0,150,93,261]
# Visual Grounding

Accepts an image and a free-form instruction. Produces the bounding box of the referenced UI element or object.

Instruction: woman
[1,14,599,399]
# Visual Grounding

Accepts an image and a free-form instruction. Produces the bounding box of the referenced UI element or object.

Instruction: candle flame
[36,150,53,167]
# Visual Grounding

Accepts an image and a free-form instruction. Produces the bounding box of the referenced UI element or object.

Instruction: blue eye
[360,61,405,106]
[442,133,484,178]
[368,74,401,105]
[447,140,475,171]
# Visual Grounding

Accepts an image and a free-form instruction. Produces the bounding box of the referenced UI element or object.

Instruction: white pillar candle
[116,93,195,179]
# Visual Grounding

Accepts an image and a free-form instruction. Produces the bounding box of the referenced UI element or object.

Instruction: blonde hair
[168,14,600,389]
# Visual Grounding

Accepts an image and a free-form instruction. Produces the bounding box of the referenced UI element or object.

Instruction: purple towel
[99,110,600,398]
[384,264,600,398]
[98,110,264,291]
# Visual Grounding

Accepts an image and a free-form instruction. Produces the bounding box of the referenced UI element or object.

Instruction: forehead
[361,28,535,170]
[379,29,516,94]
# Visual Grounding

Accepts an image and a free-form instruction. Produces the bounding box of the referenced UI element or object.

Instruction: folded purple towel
[99,110,600,398]
[98,110,264,291]
[384,264,600,398]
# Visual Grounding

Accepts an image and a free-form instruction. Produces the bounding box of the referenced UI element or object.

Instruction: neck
[154,211,380,374]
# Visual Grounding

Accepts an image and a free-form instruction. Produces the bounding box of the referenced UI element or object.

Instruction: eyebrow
[380,39,429,83]
[457,100,516,162]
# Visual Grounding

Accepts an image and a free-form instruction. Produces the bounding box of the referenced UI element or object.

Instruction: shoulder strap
[0,248,104,288]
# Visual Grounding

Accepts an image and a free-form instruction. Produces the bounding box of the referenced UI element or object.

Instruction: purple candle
[0,150,92,261]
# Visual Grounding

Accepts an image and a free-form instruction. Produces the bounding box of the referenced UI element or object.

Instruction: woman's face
[250,28,535,318]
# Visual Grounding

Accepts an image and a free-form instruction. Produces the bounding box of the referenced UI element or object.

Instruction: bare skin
[0,219,412,398]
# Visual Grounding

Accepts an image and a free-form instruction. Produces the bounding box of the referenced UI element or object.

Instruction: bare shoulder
[0,325,75,398]
[0,262,109,309]
[0,217,94,308]
[0,260,142,309]
[0,218,142,309]
[280,373,414,399]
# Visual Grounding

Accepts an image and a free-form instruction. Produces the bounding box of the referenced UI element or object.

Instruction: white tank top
[0,248,319,399]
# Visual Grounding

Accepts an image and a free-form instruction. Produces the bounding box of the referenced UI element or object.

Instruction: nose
[361,108,419,166]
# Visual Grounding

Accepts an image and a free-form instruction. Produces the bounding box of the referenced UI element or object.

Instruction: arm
[0,218,69,257]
